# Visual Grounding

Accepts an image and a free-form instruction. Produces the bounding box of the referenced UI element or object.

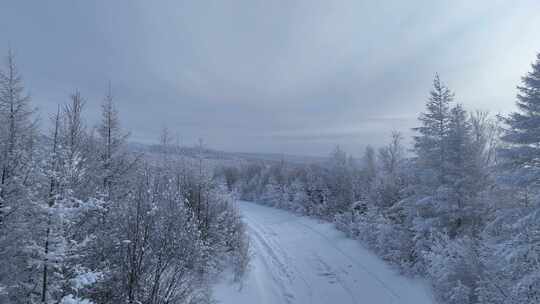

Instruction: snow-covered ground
[214,201,434,304]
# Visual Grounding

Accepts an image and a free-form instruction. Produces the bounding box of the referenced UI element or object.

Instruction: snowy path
[214,201,433,304]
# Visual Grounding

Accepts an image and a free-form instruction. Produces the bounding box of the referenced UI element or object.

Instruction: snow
[71,270,101,291]
[214,201,434,304]
[59,294,93,304]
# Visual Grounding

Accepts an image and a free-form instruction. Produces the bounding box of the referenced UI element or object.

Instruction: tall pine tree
[414,74,454,186]
[0,50,39,303]
[500,53,540,187]
[491,51,540,304]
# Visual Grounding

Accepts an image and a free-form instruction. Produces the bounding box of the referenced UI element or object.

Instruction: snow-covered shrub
[426,234,480,304]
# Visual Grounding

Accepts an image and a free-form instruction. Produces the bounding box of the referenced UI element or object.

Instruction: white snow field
[214,201,434,304]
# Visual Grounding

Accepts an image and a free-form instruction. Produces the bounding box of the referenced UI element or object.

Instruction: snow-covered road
[214,201,433,304]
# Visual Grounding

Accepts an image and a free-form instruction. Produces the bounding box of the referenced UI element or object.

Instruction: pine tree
[500,53,540,188]
[444,104,475,236]
[0,49,36,224]
[413,74,454,185]
[408,75,456,248]
[97,84,130,198]
[0,50,39,303]
[489,51,540,304]
[408,75,487,278]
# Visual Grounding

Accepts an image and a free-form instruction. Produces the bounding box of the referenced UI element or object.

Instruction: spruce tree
[500,53,540,186]
[414,74,454,185]
[495,52,540,303]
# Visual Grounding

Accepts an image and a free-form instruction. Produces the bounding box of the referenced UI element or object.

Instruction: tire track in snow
[245,208,399,303]
[291,218,401,302]
[259,221,315,303]
[244,218,296,303]
[215,202,433,304]
[312,252,360,303]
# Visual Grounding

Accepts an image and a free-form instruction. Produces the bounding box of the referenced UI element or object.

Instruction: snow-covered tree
[375,132,406,209]
[413,73,454,186]
[481,52,540,304]
[0,49,39,303]
[0,49,249,304]
[0,49,36,224]
[34,108,101,304]
[362,145,377,186]
[96,84,130,198]
[499,53,540,188]
[325,145,354,215]
[405,76,493,288]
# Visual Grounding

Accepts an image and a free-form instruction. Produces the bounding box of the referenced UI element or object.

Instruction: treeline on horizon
[0,49,249,304]
[219,52,540,303]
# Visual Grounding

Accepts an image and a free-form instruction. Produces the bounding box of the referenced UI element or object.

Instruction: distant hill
[127,141,327,165]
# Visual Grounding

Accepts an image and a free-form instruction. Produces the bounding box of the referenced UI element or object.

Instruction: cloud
[1,0,539,156]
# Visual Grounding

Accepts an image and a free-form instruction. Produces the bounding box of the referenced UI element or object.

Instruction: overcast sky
[1,1,539,156]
